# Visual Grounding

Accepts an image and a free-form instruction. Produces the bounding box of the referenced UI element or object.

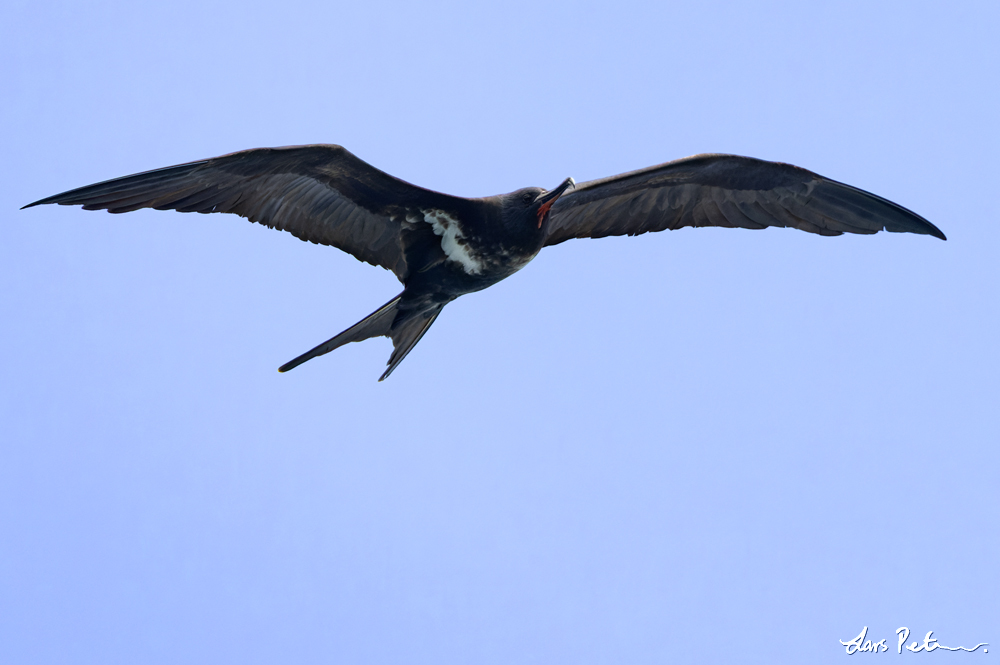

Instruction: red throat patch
[537,200,555,228]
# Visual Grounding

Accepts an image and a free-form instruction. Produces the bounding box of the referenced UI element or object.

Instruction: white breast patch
[421,209,484,274]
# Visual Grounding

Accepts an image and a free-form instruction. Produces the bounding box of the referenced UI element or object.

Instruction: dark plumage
[23,145,945,380]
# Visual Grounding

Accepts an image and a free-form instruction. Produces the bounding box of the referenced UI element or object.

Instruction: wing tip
[21,197,51,210]
[886,218,947,241]
[820,177,947,241]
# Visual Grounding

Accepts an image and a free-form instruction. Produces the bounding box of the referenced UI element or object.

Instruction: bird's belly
[410,252,534,300]
[440,236,537,281]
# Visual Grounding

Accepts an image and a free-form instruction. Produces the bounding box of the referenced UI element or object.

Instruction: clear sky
[2,1,998,663]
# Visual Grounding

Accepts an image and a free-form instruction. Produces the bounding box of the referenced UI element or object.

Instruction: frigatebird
[23,145,945,380]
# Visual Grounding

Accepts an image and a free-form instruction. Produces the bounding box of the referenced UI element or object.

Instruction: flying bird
[23,145,945,380]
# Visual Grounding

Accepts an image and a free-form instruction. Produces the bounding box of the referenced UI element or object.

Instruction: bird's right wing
[544,154,945,246]
[23,144,470,280]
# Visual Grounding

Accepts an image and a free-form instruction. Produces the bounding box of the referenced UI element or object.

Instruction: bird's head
[501,177,575,232]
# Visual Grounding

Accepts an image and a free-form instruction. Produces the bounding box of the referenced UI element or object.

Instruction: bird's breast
[409,208,538,280]
[411,208,485,275]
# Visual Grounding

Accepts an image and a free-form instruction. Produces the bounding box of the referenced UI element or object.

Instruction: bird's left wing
[23,144,468,280]
[544,154,945,246]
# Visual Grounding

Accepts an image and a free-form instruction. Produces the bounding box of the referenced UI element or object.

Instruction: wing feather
[544,154,945,245]
[24,145,471,280]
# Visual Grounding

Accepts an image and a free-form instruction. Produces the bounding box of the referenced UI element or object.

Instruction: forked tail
[379,306,443,381]
[277,294,444,380]
[278,296,401,374]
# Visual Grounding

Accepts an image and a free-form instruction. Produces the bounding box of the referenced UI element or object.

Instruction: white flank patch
[422,209,484,274]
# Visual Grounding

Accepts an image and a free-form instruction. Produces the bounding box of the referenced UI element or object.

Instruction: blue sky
[2,1,998,663]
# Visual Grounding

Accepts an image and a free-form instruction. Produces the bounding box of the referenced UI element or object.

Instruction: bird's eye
[522,193,533,203]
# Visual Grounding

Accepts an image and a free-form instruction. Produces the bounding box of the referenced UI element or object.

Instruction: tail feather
[379,307,444,382]
[278,295,401,373]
